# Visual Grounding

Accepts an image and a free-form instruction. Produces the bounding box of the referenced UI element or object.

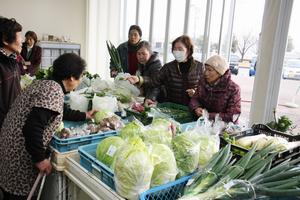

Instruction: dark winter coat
[189,70,241,123]
[20,44,42,76]
[0,50,21,129]
[143,57,203,106]
[136,52,162,100]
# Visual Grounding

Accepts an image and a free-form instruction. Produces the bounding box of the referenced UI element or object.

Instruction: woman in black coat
[135,41,163,103]
[20,31,42,76]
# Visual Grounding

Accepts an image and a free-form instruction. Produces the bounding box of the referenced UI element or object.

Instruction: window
[125,0,137,38]
[151,0,168,62]
[138,0,151,41]
[166,0,186,62]
[187,0,207,62]
[230,0,265,126]
[277,0,300,132]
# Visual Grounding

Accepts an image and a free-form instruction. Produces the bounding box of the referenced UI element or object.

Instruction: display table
[63,154,124,200]
[41,151,123,200]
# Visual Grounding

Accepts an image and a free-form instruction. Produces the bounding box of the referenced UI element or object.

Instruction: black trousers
[0,188,36,200]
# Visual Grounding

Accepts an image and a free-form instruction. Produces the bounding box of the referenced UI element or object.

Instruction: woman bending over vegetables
[189,55,241,123]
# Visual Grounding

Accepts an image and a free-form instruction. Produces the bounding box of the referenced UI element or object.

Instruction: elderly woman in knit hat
[189,55,241,123]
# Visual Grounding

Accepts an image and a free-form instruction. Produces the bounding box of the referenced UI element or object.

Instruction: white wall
[86,0,121,78]
[0,0,87,58]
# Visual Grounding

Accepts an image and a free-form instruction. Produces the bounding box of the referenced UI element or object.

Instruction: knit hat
[205,55,229,75]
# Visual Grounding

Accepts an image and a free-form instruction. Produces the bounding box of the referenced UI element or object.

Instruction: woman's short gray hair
[137,41,153,54]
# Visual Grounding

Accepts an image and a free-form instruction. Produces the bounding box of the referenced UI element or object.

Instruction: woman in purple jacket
[189,55,241,123]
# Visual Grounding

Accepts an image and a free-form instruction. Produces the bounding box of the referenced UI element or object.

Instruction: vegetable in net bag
[114,137,153,200]
[149,143,178,187]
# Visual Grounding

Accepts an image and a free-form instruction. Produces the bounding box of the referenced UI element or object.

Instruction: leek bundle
[106,41,123,73]
[181,144,300,199]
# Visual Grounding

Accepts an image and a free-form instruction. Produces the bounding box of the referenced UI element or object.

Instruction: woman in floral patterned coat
[189,55,241,123]
[0,53,88,199]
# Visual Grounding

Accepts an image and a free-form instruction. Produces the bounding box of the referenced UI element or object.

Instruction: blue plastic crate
[78,143,115,189]
[50,121,117,152]
[139,174,192,200]
[78,141,193,200]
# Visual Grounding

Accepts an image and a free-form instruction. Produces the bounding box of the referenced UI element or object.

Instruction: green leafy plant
[266,110,293,133]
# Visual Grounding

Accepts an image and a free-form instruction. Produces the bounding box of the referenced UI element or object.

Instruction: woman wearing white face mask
[127,35,203,106]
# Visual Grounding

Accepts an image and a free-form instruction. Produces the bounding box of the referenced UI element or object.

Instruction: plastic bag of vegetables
[119,119,144,139]
[92,95,118,113]
[96,136,125,168]
[69,89,90,112]
[149,143,178,187]
[172,130,200,177]
[114,73,140,97]
[151,117,180,135]
[114,137,153,200]
[142,127,172,147]
[194,111,224,168]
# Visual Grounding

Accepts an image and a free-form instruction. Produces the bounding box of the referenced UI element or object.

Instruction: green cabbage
[198,135,219,167]
[171,131,200,177]
[119,121,143,139]
[150,144,178,187]
[114,137,153,200]
[94,110,111,124]
[96,136,125,168]
[151,118,181,134]
[151,118,172,128]
[142,128,172,146]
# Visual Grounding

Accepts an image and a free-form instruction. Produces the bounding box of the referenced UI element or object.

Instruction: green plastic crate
[157,102,194,123]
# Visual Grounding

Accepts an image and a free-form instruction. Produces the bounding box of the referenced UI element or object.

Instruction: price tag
[106,145,117,157]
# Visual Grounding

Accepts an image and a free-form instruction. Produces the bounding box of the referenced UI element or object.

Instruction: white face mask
[173,50,187,63]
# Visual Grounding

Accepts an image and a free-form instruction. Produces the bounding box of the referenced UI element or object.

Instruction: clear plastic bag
[193,110,225,168]
[92,95,119,113]
[69,89,90,112]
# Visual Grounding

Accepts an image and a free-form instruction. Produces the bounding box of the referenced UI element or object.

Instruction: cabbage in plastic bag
[142,128,172,147]
[171,131,200,177]
[194,112,222,168]
[119,120,144,139]
[198,135,219,167]
[149,144,177,187]
[114,137,153,200]
[96,136,125,168]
